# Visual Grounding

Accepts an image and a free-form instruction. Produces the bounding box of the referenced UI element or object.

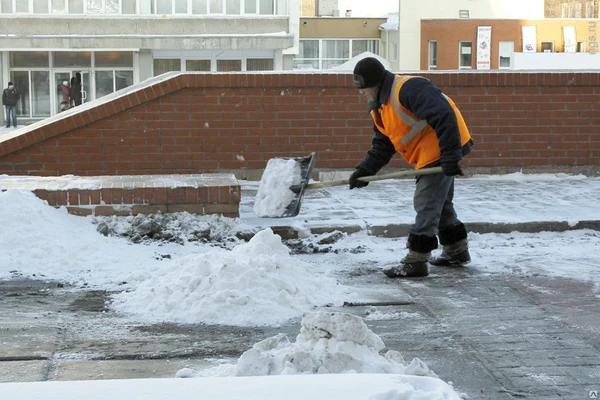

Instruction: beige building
[0,0,298,121]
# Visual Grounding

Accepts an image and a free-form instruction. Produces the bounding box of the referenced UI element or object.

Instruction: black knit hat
[353,57,386,89]
[8,81,13,86]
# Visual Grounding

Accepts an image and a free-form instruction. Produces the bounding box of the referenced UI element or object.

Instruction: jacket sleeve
[398,77,463,166]
[356,126,396,174]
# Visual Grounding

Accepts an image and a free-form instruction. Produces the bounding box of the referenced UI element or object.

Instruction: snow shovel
[254,152,443,218]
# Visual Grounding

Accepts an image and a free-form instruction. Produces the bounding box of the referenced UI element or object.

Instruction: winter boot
[383,234,437,278]
[383,250,430,278]
[429,238,471,267]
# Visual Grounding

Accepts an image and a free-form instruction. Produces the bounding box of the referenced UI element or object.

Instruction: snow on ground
[2,172,600,398]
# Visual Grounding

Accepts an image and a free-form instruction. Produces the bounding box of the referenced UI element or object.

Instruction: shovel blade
[254,152,316,218]
[279,152,317,217]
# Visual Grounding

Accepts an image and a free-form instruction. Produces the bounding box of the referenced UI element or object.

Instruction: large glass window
[459,41,472,69]
[294,39,379,70]
[322,40,349,69]
[32,71,51,117]
[11,71,29,116]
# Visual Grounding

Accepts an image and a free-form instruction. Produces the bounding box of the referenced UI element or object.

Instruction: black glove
[349,168,371,189]
[441,163,463,177]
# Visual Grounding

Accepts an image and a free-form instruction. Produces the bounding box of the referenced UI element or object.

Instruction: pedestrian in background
[2,81,20,128]
[69,76,82,107]
[349,57,474,278]
[60,80,70,104]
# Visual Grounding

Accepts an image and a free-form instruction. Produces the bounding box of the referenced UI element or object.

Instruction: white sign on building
[477,26,492,69]
[522,26,537,52]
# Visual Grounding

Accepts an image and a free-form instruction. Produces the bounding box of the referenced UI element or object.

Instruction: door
[53,70,92,113]
[77,71,91,105]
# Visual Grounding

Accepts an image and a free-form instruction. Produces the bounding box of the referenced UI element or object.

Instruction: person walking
[349,57,474,278]
[2,81,20,128]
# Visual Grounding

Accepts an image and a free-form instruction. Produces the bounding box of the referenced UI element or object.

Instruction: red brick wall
[0,72,598,177]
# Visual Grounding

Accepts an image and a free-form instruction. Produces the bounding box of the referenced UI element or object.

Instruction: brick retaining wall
[0,71,598,179]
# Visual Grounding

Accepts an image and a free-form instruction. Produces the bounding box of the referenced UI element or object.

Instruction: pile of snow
[111,230,353,326]
[193,312,438,376]
[253,158,302,217]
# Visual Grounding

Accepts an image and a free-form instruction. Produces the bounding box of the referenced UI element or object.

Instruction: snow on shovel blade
[253,153,316,218]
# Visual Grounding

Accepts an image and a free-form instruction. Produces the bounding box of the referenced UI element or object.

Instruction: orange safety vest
[370,75,472,169]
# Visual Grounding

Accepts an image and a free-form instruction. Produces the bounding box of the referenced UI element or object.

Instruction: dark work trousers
[410,172,461,238]
[5,105,17,127]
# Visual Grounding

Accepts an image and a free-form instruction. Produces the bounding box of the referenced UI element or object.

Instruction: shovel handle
[304,166,444,190]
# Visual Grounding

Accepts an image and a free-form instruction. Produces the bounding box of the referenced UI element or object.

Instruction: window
[33,0,49,13]
[69,0,84,13]
[153,59,181,76]
[1,0,13,13]
[578,42,587,52]
[498,41,514,69]
[217,59,242,71]
[352,40,379,57]
[428,41,437,70]
[246,58,273,71]
[561,2,569,17]
[459,41,472,69]
[575,2,582,18]
[541,41,554,52]
[294,39,379,70]
[95,52,134,68]
[186,60,211,71]
[53,51,92,67]
[586,1,594,18]
[459,9,469,18]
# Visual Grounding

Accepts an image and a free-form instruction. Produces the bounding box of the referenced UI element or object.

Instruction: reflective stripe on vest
[389,76,430,146]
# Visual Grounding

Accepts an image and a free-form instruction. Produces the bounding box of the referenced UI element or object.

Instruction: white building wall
[513,52,600,69]
[398,0,545,70]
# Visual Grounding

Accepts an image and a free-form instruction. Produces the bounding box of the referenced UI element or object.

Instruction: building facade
[398,0,546,70]
[295,17,386,69]
[0,0,298,121]
[421,19,600,70]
